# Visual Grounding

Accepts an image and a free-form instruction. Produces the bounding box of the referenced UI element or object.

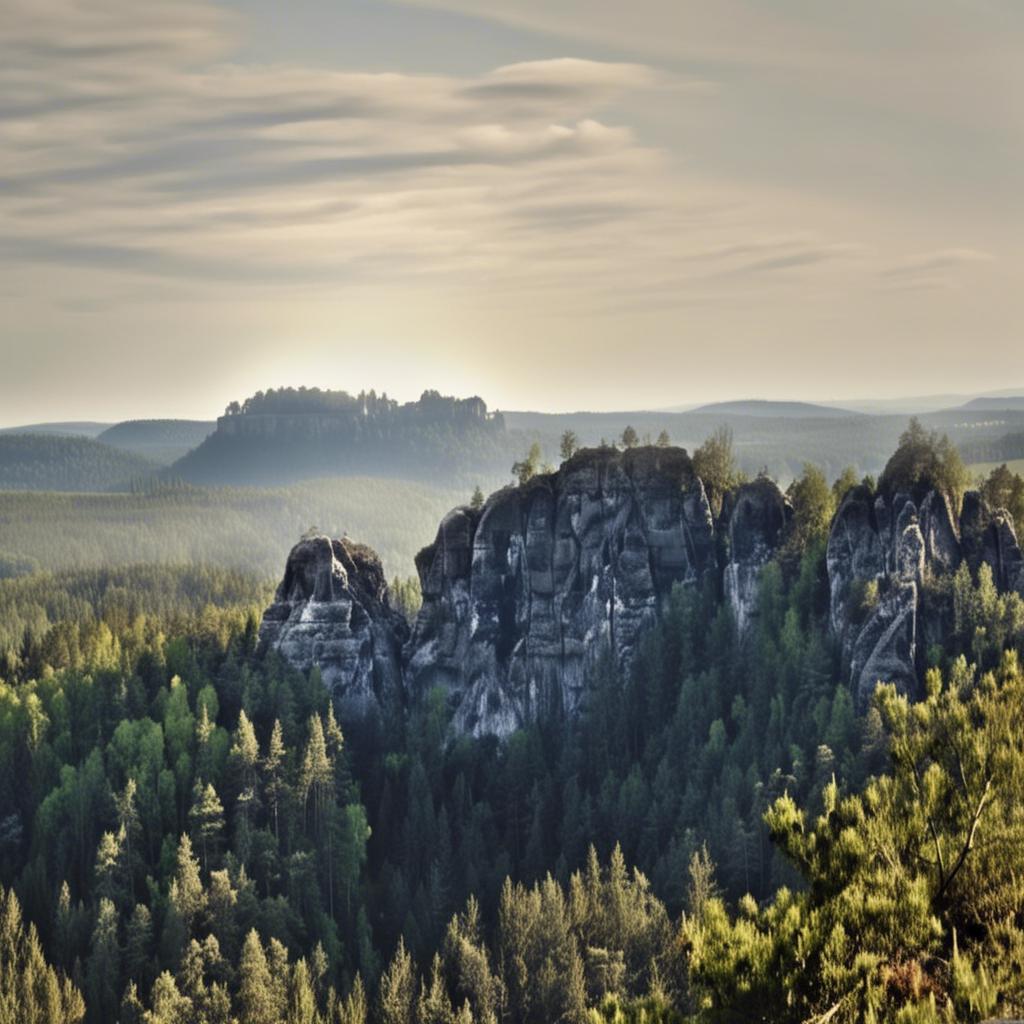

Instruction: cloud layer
[1,0,1020,421]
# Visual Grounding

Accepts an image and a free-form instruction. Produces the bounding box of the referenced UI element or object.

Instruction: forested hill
[503,406,1024,483]
[170,387,517,485]
[0,434,157,491]
[2,427,1024,1022]
[97,420,215,465]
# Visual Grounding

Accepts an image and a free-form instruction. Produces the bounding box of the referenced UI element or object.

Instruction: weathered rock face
[961,491,1024,594]
[723,479,792,637]
[260,464,1024,737]
[259,449,802,739]
[828,488,934,709]
[405,448,718,737]
[827,486,1024,710]
[258,536,407,721]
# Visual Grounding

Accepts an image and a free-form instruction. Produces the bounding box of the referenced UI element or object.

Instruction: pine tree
[238,929,276,1024]
[416,953,454,1024]
[94,830,125,908]
[560,431,579,461]
[263,719,287,844]
[123,903,153,995]
[188,782,225,874]
[287,958,317,1024]
[85,898,120,1024]
[338,975,368,1024]
[379,938,416,1024]
[0,883,84,1024]
[168,834,205,931]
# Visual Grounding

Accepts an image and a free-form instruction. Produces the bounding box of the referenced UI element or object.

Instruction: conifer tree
[238,930,275,1024]
[379,938,416,1024]
[188,782,225,875]
[263,719,287,844]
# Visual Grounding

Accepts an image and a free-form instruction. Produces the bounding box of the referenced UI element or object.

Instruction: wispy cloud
[1,0,1018,423]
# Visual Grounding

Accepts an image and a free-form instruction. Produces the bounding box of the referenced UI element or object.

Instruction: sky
[1,0,1023,423]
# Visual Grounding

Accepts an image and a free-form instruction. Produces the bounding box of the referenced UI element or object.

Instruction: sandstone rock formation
[827,485,1024,710]
[258,535,407,721]
[405,447,718,737]
[260,449,801,738]
[961,491,1024,594]
[723,479,792,637]
[261,447,1024,739]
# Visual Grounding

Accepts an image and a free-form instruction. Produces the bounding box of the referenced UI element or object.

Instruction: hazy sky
[2,0,1023,423]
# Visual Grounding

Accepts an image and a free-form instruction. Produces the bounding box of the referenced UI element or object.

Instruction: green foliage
[979,462,1024,524]
[561,431,580,462]
[511,444,543,487]
[621,427,639,450]
[684,653,1024,1023]
[692,428,742,513]
[0,476,474,583]
[0,883,84,1023]
[786,463,836,554]
[879,418,969,506]
[4,430,1024,1021]
[390,577,423,626]
[832,465,859,505]
[0,435,157,493]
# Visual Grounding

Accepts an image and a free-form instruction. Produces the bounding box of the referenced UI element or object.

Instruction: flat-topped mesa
[405,446,718,737]
[827,485,1024,710]
[258,535,407,722]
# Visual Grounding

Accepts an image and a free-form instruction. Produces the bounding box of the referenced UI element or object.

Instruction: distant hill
[170,387,516,486]
[0,421,111,438]
[687,400,859,419]
[0,435,157,492]
[98,419,215,464]
[959,396,1024,412]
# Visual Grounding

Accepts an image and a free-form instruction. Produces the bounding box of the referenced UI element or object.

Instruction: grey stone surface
[261,459,1024,739]
[405,447,718,737]
[828,486,1024,710]
[723,479,792,637]
[258,535,407,722]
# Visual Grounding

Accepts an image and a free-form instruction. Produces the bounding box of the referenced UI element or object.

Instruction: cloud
[1,0,710,298]
[879,248,995,290]
[883,248,994,277]
[2,0,1018,427]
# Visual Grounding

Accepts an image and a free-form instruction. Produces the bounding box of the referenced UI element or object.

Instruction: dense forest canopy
[0,477,479,584]
[0,436,158,493]
[0,427,1023,1022]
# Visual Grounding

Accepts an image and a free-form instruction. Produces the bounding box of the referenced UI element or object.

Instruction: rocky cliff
[405,447,720,736]
[259,447,796,738]
[258,535,407,721]
[827,486,1024,709]
[259,446,1024,738]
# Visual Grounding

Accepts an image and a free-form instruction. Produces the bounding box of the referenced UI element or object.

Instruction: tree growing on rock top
[560,430,579,461]
[878,417,969,507]
[693,426,742,514]
[512,443,543,486]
